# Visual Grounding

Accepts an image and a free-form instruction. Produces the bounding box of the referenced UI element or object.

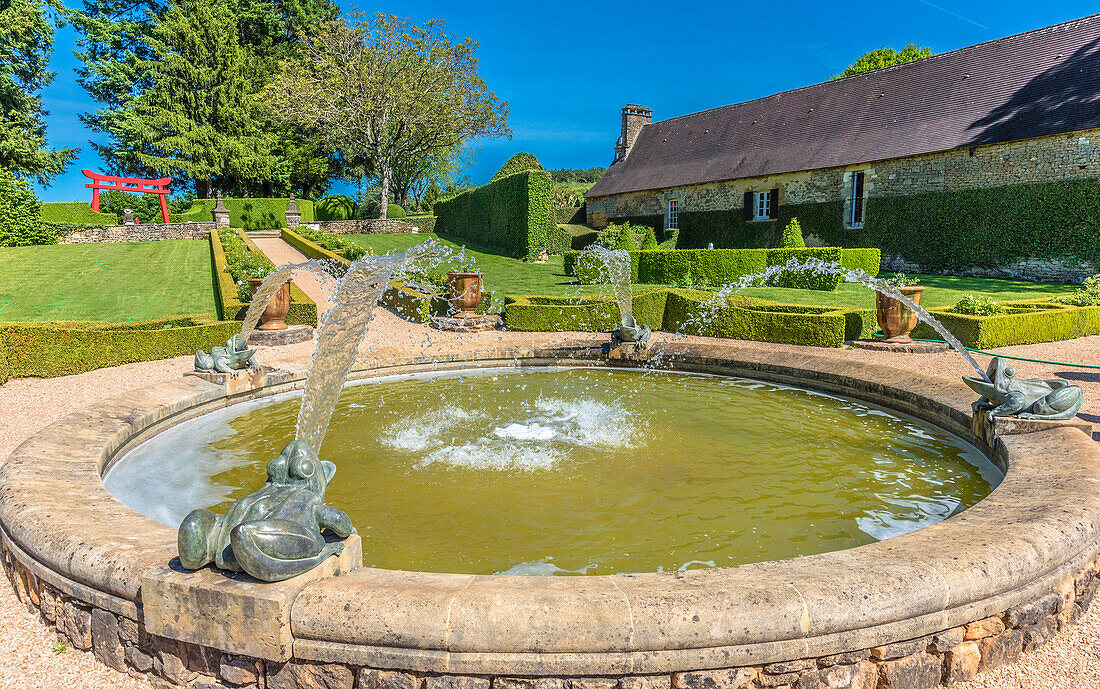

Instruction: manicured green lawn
[0,240,218,322]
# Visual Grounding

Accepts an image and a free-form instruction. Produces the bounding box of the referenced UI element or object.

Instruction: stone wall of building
[882,255,1097,284]
[59,222,215,243]
[587,127,1100,229]
[304,218,433,234]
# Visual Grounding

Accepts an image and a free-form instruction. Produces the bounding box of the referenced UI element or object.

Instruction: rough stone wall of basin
[59,222,215,243]
[4,537,1097,689]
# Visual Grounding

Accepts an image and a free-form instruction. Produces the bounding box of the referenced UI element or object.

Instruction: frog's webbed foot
[230,519,340,582]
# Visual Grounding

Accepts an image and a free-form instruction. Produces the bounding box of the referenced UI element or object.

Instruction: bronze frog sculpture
[963,357,1083,422]
[612,315,652,345]
[195,334,258,374]
[177,440,355,582]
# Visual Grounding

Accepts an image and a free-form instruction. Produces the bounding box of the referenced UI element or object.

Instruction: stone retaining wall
[882,254,1097,284]
[60,222,215,243]
[307,218,433,234]
[3,546,1096,689]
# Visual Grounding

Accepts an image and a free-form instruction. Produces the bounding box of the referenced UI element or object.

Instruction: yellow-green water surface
[107,367,1001,575]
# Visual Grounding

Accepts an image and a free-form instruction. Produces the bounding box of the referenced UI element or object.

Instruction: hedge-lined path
[3,321,1100,687]
[249,236,336,310]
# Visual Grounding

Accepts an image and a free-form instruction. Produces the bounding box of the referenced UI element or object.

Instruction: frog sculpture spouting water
[194,334,258,374]
[963,357,1083,422]
[177,440,355,582]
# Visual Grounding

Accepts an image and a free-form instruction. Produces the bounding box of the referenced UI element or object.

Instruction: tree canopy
[268,13,510,217]
[0,0,77,184]
[832,44,934,80]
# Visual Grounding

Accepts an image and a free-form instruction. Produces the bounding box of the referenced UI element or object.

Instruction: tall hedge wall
[39,202,118,226]
[433,170,553,260]
[175,198,315,229]
[676,201,846,250]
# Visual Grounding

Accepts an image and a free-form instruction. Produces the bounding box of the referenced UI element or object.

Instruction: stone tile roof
[586,14,1100,199]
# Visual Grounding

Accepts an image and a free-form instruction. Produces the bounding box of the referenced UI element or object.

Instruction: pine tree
[116,0,275,197]
[0,0,78,184]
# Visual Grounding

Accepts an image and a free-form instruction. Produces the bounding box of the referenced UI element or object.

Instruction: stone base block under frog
[964,357,1084,422]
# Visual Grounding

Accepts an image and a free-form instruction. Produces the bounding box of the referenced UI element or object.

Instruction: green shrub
[97,190,195,224]
[292,226,367,261]
[387,204,406,219]
[659,228,680,250]
[839,248,881,277]
[547,224,572,255]
[0,169,49,246]
[503,291,669,333]
[607,215,665,240]
[434,170,553,260]
[315,194,360,221]
[615,225,638,250]
[951,294,1005,316]
[38,201,116,227]
[1060,275,1100,306]
[491,152,543,182]
[640,227,659,250]
[913,300,1100,349]
[779,218,806,248]
[0,316,243,379]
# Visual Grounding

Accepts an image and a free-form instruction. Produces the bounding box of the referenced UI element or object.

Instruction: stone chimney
[614,104,652,162]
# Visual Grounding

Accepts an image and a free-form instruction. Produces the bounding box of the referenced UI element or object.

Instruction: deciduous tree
[268,13,510,218]
[832,44,934,80]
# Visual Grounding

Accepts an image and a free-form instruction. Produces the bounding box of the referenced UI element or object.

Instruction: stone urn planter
[876,285,925,343]
[247,278,291,331]
[447,271,483,317]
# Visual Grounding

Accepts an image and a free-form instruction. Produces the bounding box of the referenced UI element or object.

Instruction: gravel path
[4,279,1100,687]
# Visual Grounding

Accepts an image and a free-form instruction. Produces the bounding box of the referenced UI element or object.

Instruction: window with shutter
[752,191,772,221]
[668,200,679,229]
[743,192,754,222]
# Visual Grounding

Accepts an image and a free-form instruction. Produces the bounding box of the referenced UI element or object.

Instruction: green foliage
[779,217,806,248]
[838,248,881,277]
[546,225,572,255]
[218,227,274,286]
[114,0,274,194]
[0,0,77,184]
[832,43,934,80]
[640,228,659,250]
[434,170,553,260]
[0,168,48,246]
[209,228,316,323]
[504,290,851,348]
[659,228,680,250]
[98,190,196,223]
[387,204,406,219]
[884,272,920,288]
[860,178,1100,274]
[565,248,850,291]
[0,316,242,379]
[1060,275,1100,307]
[173,197,315,229]
[615,225,638,250]
[547,167,604,185]
[491,152,542,182]
[950,294,1005,316]
[39,201,119,226]
[913,300,1100,349]
[292,225,367,261]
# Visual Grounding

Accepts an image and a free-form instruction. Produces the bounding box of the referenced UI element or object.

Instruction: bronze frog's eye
[289,454,317,479]
[1005,366,1016,378]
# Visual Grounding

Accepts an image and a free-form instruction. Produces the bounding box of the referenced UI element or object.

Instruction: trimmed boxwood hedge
[175,198,316,230]
[912,299,1100,349]
[434,170,553,260]
[0,316,241,381]
[563,247,880,290]
[39,202,117,226]
[210,228,317,326]
[504,289,862,347]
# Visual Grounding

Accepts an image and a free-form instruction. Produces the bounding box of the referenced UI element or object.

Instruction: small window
[850,172,865,226]
[668,200,679,229]
[754,191,771,221]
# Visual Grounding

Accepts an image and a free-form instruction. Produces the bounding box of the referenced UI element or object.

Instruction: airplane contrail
[916,0,992,31]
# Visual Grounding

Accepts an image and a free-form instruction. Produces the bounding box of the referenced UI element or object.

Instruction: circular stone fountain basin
[105,367,1001,576]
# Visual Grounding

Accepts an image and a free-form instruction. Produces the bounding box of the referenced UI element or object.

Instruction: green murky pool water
[106,367,1000,575]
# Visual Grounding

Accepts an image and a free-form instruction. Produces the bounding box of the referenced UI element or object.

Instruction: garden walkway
[2,285,1100,686]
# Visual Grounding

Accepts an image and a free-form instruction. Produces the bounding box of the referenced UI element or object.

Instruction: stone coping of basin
[1,341,1099,676]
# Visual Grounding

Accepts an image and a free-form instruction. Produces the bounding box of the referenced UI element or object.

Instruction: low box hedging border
[210,228,317,326]
[504,289,862,347]
[434,170,553,260]
[0,316,241,381]
[913,299,1100,349]
[562,247,879,290]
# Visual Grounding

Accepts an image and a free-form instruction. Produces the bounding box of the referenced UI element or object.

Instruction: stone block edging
[2,342,1099,689]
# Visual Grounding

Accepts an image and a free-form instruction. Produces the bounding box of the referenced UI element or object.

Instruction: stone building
[585,14,1100,281]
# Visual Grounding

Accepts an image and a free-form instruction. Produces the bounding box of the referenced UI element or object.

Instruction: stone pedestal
[247,324,314,346]
[212,191,230,228]
[604,340,651,361]
[972,412,1094,449]
[142,535,361,661]
[285,193,301,228]
[188,366,268,395]
[429,315,502,332]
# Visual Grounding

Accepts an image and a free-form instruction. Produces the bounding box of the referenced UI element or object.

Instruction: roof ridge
[648,13,1100,128]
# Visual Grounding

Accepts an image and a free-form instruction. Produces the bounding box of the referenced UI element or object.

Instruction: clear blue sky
[34,1,1098,202]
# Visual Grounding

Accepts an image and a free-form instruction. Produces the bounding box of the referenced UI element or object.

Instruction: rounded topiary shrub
[779,218,806,248]
[491,152,543,182]
[315,194,360,222]
[387,204,406,219]
[0,168,49,246]
[641,227,658,249]
[615,226,638,250]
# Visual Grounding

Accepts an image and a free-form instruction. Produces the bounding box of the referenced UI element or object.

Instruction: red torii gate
[82,169,173,223]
